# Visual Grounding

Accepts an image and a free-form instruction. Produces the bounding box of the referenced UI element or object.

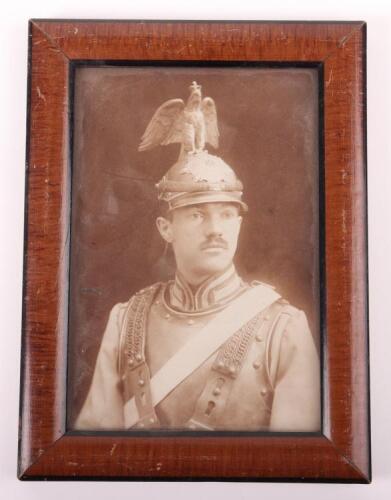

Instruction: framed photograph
[18,20,370,482]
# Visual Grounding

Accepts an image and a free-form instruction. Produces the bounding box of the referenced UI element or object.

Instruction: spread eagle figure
[138,81,219,156]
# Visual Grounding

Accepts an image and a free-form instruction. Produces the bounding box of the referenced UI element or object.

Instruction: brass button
[256,334,263,342]
[213,388,221,396]
[135,354,142,362]
[187,318,195,325]
[128,358,134,366]
[253,360,262,369]
[164,313,170,320]
[229,366,236,375]
[217,361,224,369]
[138,379,145,387]
[260,388,268,396]
[149,417,155,423]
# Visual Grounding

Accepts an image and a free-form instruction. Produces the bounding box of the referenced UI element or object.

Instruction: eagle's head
[187,81,202,108]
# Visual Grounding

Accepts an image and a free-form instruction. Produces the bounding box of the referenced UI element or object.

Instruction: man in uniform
[75,83,320,432]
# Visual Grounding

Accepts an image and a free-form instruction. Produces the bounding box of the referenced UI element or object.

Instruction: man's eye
[190,212,203,220]
[221,211,235,219]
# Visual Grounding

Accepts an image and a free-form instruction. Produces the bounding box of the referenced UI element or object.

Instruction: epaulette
[250,282,298,317]
[276,298,300,317]
[250,279,276,290]
[134,281,162,297]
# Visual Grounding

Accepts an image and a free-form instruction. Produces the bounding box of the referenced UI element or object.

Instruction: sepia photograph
[67,65,322,433]
[17,19,370,482]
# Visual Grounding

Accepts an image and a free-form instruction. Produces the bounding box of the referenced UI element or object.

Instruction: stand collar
[168,264,245,314]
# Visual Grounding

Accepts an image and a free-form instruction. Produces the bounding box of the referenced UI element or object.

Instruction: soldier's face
[156,202,242,283]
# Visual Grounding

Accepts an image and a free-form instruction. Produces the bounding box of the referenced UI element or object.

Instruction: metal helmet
[138,81,248,212]
[156,151,248,212]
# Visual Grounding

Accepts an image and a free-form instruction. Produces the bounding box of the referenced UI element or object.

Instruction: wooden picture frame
[18,20,370,482]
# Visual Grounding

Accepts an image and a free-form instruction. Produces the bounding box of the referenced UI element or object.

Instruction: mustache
[200,237,228,250]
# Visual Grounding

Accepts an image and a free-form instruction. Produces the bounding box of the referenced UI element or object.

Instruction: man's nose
[204,214,223,236]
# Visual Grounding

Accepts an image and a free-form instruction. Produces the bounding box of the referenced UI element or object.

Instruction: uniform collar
[167,264,245,314]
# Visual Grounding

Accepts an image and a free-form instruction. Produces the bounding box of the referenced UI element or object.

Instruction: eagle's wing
[161,106,186,146]
[138,98,185,151]
[201,97,219,149]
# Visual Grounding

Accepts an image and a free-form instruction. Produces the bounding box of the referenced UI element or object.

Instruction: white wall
[1,0,389,498]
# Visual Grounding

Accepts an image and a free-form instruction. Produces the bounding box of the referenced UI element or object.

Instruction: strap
[187,311,265,430]
[119,283,161,429]
[123,284,281,429]
[187,299,286,430]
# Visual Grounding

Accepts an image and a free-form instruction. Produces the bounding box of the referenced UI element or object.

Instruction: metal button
[217,361,224,368]
[213,388,221,396]
[253,360,262,369]
[229,366,236,375]
[149,417,155,424]
[164,313,170,320]
[128,358,134,366]
[135,354,142,362]
[187,318,195,325]
[256,334,264,342]
[138,379,145,387]
[260,388,268,396]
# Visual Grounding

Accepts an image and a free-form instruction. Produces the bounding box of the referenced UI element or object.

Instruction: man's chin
[193,257,232,277]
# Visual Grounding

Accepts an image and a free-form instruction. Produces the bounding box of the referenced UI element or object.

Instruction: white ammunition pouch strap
[119,283,281,429]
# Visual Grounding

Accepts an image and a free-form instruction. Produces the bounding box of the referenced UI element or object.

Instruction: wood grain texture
[19,20,369,482]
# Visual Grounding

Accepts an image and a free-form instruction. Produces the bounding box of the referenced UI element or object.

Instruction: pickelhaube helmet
[156,151,247,212]
[138,81,248,212]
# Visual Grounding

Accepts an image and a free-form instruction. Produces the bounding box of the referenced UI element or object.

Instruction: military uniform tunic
[75,265,320,432]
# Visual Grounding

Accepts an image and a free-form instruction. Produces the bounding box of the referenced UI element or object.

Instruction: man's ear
[156,216,173,243]
[236,213,243,231]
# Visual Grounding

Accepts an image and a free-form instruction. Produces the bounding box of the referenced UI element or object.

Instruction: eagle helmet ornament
[138,82,248,212]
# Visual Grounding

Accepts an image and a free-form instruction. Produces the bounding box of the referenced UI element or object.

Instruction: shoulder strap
[118,283,161,429]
